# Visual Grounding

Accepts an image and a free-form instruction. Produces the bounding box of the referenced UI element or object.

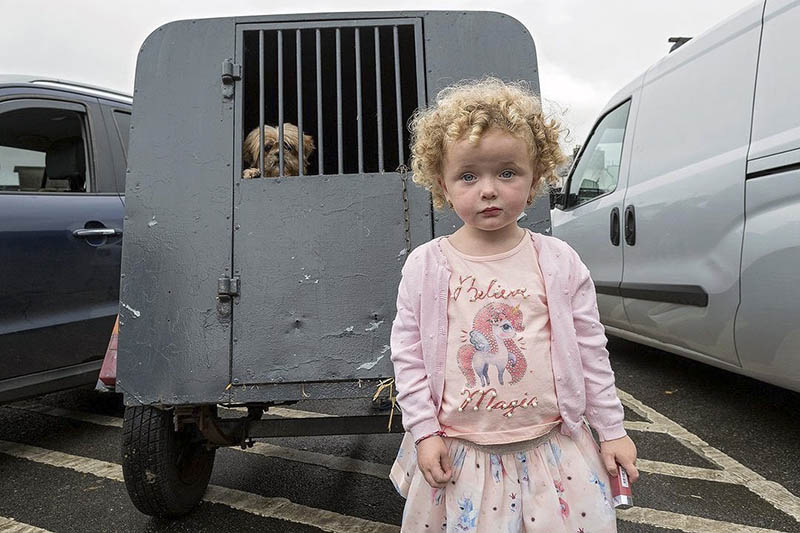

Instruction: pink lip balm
[610,465,633,508]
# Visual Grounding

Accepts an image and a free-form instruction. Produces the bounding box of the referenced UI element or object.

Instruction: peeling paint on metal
[365,320,384,332]
[356,354,384,371]
[121,302,141,318]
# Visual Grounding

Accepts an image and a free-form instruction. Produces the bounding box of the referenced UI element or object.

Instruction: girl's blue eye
[500,170,515,179]
[461,173,477,182]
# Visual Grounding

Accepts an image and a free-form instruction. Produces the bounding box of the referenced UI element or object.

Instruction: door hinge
[221,59,241,100]
[217,276,240,317]
[218,276,240,296]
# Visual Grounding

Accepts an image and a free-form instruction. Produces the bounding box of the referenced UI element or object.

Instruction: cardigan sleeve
[568,248,627,441]
[390,261,442,442]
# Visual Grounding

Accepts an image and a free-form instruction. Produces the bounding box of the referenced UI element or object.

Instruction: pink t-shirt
[438,234,562,445]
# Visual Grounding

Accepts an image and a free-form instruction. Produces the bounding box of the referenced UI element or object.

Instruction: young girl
[389,78,638,532]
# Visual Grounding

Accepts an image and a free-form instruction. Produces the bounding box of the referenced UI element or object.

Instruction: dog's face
[243,123,315,178]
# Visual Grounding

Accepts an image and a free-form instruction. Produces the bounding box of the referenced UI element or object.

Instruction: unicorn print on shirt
[457,302,527,388]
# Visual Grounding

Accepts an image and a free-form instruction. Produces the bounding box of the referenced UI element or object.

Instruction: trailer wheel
[121,405,215,517]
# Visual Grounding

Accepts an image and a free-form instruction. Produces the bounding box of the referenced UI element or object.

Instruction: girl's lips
[480,207,502,216]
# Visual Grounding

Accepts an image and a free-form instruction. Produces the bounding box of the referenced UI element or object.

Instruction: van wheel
[121,405,215,517]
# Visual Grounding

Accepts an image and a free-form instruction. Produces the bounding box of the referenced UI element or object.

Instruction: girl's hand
[600,435,639,483]
[416,436,452,488]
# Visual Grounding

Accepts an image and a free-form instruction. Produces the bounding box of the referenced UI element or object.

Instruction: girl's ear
[437,174,448,194]
[526,179,539,205]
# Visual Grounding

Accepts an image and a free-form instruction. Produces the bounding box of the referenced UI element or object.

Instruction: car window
[0,107,90,193]
[566,100,631,209]
[112,110,130,162]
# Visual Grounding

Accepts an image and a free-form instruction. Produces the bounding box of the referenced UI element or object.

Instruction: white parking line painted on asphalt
[5,402,122,428]
[0,440,399,533]
[618,507,786,533]
[617,389,800,523]
[635,459,737,484]
[220,406,336,418]
[0,515,53,533]
[624,421,664,433]
[204,485,398,533]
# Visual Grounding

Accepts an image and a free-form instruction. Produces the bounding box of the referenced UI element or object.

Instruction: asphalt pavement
[0,336,798,532]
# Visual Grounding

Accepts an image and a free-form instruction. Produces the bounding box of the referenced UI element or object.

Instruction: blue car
[0,76,130,402]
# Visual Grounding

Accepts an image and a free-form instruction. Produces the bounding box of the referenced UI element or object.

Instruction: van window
[0,107,89,193]
[566,100,631,208]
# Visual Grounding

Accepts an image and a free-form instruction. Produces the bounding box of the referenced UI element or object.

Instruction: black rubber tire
[121,405,216,517]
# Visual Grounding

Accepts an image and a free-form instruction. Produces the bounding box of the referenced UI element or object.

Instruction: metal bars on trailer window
[258,30,265,179]
[296,29,304,176]
[392,26,404,167]
[240,19,424,178]
[277,30,284,176]
[316,29,323,175]
[374,26,384,173]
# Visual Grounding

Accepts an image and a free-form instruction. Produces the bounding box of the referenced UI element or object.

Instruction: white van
[551,0,800,392]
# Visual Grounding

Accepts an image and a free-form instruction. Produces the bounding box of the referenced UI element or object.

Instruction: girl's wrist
[415,430,446,446]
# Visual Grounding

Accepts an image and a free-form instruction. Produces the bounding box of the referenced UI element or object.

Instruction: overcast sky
[0,0,756,148]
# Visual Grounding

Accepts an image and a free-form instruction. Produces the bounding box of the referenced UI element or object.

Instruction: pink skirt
[390,424,617,532]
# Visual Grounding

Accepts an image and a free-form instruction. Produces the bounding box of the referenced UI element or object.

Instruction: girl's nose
[480,181,498,200]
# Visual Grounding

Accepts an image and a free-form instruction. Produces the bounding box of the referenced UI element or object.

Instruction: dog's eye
[264,141,274,150]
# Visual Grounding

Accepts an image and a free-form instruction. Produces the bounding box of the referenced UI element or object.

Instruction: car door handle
[73,228,122,238]
[624,205,636,246]
[610,207,620,246]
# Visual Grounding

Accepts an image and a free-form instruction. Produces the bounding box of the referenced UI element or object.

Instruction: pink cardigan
[390,229,626,444]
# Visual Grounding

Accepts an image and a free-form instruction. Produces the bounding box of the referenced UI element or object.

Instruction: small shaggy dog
[242,123,315,178]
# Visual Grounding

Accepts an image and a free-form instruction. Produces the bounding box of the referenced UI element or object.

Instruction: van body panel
[748,0,800,161]
[619,3,763,366]
[552,1,800,392]
[734,0,800,392]
[747,147,800,176]
[598,74,646,117]
[737,0,800,390]
[735,169,800,390]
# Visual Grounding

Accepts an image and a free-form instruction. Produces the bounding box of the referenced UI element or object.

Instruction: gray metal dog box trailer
[118,10,550,517]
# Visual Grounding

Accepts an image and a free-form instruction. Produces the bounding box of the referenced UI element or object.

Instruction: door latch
[221,59,241,101]
[217,276,240,317]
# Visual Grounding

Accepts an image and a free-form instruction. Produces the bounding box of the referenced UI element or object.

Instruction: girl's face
[441,128,536,236]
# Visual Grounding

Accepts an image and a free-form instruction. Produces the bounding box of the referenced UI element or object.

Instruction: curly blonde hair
[409,77,567,210]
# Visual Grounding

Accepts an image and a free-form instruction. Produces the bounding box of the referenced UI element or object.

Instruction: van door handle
[610,207,620,246]
[624,205,636,246]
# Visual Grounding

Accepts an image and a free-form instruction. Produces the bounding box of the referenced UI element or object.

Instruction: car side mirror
[549,189,565,209]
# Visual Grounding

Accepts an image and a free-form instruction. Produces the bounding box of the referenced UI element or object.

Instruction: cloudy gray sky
[0,0,755,147]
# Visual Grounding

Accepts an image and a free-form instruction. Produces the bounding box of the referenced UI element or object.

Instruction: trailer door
[230,20,429,387]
